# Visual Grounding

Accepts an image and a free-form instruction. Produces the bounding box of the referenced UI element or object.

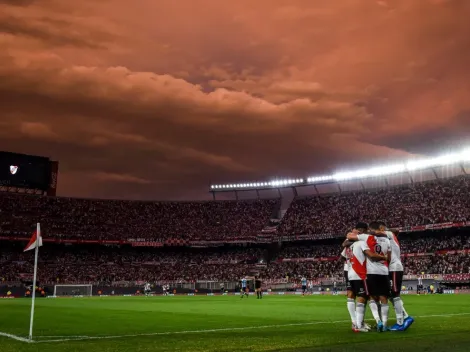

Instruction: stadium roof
[210,147,470,192]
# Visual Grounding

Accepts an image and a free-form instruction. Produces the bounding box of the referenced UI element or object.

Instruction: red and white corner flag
[24,225,43,252]
[26,223,42,340]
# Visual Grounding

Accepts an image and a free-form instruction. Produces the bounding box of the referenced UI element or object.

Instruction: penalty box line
[2,312,470,344]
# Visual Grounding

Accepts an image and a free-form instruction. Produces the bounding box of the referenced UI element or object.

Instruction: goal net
[53,284,93,297]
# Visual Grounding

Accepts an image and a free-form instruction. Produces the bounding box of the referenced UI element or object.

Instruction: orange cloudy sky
[0,0,469,200]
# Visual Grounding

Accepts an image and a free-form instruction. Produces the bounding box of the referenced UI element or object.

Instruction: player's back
[348,241,368,281]
[385,230,404,272]
[358,234,390,275]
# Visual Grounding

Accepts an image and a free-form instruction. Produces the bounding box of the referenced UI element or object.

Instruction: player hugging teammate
[343,222,414,333]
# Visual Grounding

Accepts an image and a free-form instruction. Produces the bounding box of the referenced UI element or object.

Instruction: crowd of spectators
[0,194,279,241]
[403,255,470,275]
[1,175,470,284]
[279,176,470,239]
[1,176,470,243]
[1,232,469,284]
[0,245,264,284]
[278,235,470,258]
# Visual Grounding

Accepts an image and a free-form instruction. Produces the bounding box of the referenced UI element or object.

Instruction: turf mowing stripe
[27,312,470,344]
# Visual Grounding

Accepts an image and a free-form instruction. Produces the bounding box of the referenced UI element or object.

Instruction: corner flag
[24,227,43,252]
[26,223,42,341]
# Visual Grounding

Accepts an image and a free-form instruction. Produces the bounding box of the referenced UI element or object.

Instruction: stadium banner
[47,160,59,197]
[442,273,470,282]
[437,249,470,255]
[404,274,442,280]
[1,220,470,247]
[402,252,434,257]
[131,241,164,247]
[204,260,240,264]
[189,241,224,247]
[280,256,349,263]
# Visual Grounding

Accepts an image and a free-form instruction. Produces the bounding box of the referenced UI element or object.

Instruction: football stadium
[1,149,470,352]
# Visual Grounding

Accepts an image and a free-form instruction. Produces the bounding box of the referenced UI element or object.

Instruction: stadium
[1,149,470,352]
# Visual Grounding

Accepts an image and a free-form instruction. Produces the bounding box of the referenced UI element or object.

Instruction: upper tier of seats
[1,175,469,241]
[278,175,470,238]
[0,194,279,241]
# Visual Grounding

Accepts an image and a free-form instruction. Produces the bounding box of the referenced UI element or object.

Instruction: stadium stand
[278,176,470,239]
[1,175,470,290]
[1,233,469,285]
[0,194,280,241]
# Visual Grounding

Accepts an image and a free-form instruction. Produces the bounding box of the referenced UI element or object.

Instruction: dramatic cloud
[0,0,469,200]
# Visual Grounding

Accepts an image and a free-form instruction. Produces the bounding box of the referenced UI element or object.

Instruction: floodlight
[462,149,470,160]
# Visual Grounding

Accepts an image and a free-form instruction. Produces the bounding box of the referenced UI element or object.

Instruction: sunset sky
[0,0,469,200]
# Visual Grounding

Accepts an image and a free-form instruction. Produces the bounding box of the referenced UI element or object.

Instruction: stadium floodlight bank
[210,147,470,191]
[53,284,93,297]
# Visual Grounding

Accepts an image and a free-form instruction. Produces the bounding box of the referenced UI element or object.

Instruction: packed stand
[0,194,279,241]
[1,231,470,284]
[0,245,265,284]
[277,234,470,259]
[403,255,470,275]
[279,176,470,239]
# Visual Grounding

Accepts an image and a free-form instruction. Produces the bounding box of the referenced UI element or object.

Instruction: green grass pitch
[1,294,470,351]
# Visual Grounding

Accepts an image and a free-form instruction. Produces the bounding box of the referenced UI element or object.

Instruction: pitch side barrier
[3,279,470,298]
[3,289,469,299]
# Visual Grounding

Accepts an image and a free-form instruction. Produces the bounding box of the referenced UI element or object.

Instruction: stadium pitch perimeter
[1,295,470,351]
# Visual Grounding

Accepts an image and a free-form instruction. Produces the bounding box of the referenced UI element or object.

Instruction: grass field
[1,294,470,351]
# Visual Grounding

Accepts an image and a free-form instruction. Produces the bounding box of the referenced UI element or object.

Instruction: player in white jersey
[240,277,249,298]
[144,282,151,296]
[347,234,387,332]
[342,222,368,330]
[348,221,391,332]
[378,221,413,331]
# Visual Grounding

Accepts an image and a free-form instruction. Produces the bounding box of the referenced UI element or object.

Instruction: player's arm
[386,250,391,264]
[346,232,359,241]
[369,229,387,237]
[342,239,354,247]
[363,249,387,262]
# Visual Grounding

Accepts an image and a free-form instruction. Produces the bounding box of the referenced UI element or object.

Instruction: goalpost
[53,284,93,297]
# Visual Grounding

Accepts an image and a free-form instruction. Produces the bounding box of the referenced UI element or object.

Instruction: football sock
[403,305,409,319]
[381,303,389,327]
[392,297,404,325]
[356,303,365,328]
[347,298,356,324]
[369,300,381,323]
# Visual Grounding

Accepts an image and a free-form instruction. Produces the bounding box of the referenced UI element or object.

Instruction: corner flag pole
[28,222,40,341]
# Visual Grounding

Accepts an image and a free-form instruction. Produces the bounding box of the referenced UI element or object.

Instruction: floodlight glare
[210,146,470,191]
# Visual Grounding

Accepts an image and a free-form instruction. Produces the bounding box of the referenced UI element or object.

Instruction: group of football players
[342,221,414,332]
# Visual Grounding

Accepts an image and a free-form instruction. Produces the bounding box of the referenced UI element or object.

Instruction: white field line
[35,335,90,338]
[1,312,470,344]
[0,332,32,343]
